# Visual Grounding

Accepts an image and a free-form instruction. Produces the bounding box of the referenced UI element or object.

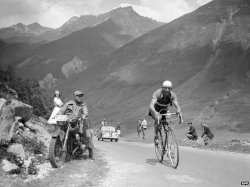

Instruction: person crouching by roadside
[201,122,214,145]
[186,122,198,141]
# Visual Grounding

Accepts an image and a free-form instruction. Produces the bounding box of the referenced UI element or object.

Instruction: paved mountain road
[96,139,250,187]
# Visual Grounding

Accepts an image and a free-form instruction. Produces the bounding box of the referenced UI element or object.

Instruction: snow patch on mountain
[61,56,87,79]
[41,59,53,65]
[18,58,32,68]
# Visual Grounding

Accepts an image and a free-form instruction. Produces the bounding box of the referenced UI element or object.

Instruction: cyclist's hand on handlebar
[154,112,161,123]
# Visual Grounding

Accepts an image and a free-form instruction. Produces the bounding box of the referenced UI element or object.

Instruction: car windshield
[101,126,115,131]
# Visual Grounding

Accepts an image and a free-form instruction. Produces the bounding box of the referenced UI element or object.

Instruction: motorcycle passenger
[57,90,94,159]
[149,80,182,144]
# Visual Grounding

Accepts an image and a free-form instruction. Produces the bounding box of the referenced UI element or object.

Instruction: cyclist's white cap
[162,80,172,88]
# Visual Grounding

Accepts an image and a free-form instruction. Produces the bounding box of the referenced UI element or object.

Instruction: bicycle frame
[157,116,172,154]
[155,108,180,168]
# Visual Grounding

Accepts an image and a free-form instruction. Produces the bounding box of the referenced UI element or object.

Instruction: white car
[97,126,119,142]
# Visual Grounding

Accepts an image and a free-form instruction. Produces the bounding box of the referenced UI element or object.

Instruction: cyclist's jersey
[152,89,177,107]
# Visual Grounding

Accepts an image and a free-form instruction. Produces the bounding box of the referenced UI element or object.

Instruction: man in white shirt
[141,118,147,130]
[101,118,107,127]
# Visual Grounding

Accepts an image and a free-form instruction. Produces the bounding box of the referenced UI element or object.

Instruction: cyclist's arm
[172,100,181,114]
[172,95,183,123]
[149,97,158,114]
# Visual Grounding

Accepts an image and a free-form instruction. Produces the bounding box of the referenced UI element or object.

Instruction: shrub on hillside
[0,65,53,118]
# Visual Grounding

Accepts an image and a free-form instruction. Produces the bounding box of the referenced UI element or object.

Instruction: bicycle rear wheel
[167,128,179,168]
[154,127,164,162]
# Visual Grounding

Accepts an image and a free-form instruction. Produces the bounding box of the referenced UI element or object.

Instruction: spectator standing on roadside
[116,121,121,137]
[137,120,142,138]
[101,118,107,127]
[141,118,147,131]
[141,118,147,139]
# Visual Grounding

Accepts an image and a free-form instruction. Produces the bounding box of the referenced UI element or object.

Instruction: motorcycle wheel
[49,137,66,168]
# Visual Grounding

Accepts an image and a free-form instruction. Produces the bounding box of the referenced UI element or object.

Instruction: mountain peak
[11,23,25,28]
[110,5,138,16]
[28,22,41,27]
[63,16,80,26]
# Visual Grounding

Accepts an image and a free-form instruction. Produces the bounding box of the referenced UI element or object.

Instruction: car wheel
[115,139,118,142]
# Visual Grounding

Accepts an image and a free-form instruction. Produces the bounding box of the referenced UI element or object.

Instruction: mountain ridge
[0,6,163,44]
[56,0,250,135]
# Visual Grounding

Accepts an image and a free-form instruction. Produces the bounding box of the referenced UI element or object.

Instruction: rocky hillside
[57,0,250,135]
[0,96,52,177]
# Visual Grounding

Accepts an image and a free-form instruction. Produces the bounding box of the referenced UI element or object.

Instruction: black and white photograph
[0,0,249,186]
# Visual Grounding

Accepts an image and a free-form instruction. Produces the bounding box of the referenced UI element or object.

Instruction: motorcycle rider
[149,80,183,144]
[57,90,94,159]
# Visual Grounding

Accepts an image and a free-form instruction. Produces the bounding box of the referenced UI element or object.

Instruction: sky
[0,0,212,29]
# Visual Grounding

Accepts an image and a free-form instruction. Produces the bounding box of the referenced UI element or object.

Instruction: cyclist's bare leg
[154,120,161,144]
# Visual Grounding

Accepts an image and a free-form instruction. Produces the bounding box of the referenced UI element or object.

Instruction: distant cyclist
[149,80,183,144]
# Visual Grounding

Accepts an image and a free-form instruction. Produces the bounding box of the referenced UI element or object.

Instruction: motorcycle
[49,115,84,168]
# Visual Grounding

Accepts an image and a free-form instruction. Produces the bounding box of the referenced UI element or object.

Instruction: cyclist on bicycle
[149,80,182,144]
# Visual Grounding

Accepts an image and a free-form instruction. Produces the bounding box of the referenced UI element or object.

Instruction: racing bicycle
[154,109,183,169]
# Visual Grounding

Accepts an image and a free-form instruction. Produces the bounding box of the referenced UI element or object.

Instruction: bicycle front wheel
[167,128,179,168]
[155,127,164,162]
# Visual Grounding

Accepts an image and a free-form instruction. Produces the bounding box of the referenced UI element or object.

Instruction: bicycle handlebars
[157,109,183,124]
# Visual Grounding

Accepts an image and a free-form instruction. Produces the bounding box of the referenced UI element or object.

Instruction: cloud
[39,0,106,28]
[119,3,161,21]
[0,0,106,28]
[139,0,193,23]
[0,0,44,27]
[196,0,212,6]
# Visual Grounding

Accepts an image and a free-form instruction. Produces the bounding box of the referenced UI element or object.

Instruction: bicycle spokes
[167,129,179,168]
[155,129,164,162]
